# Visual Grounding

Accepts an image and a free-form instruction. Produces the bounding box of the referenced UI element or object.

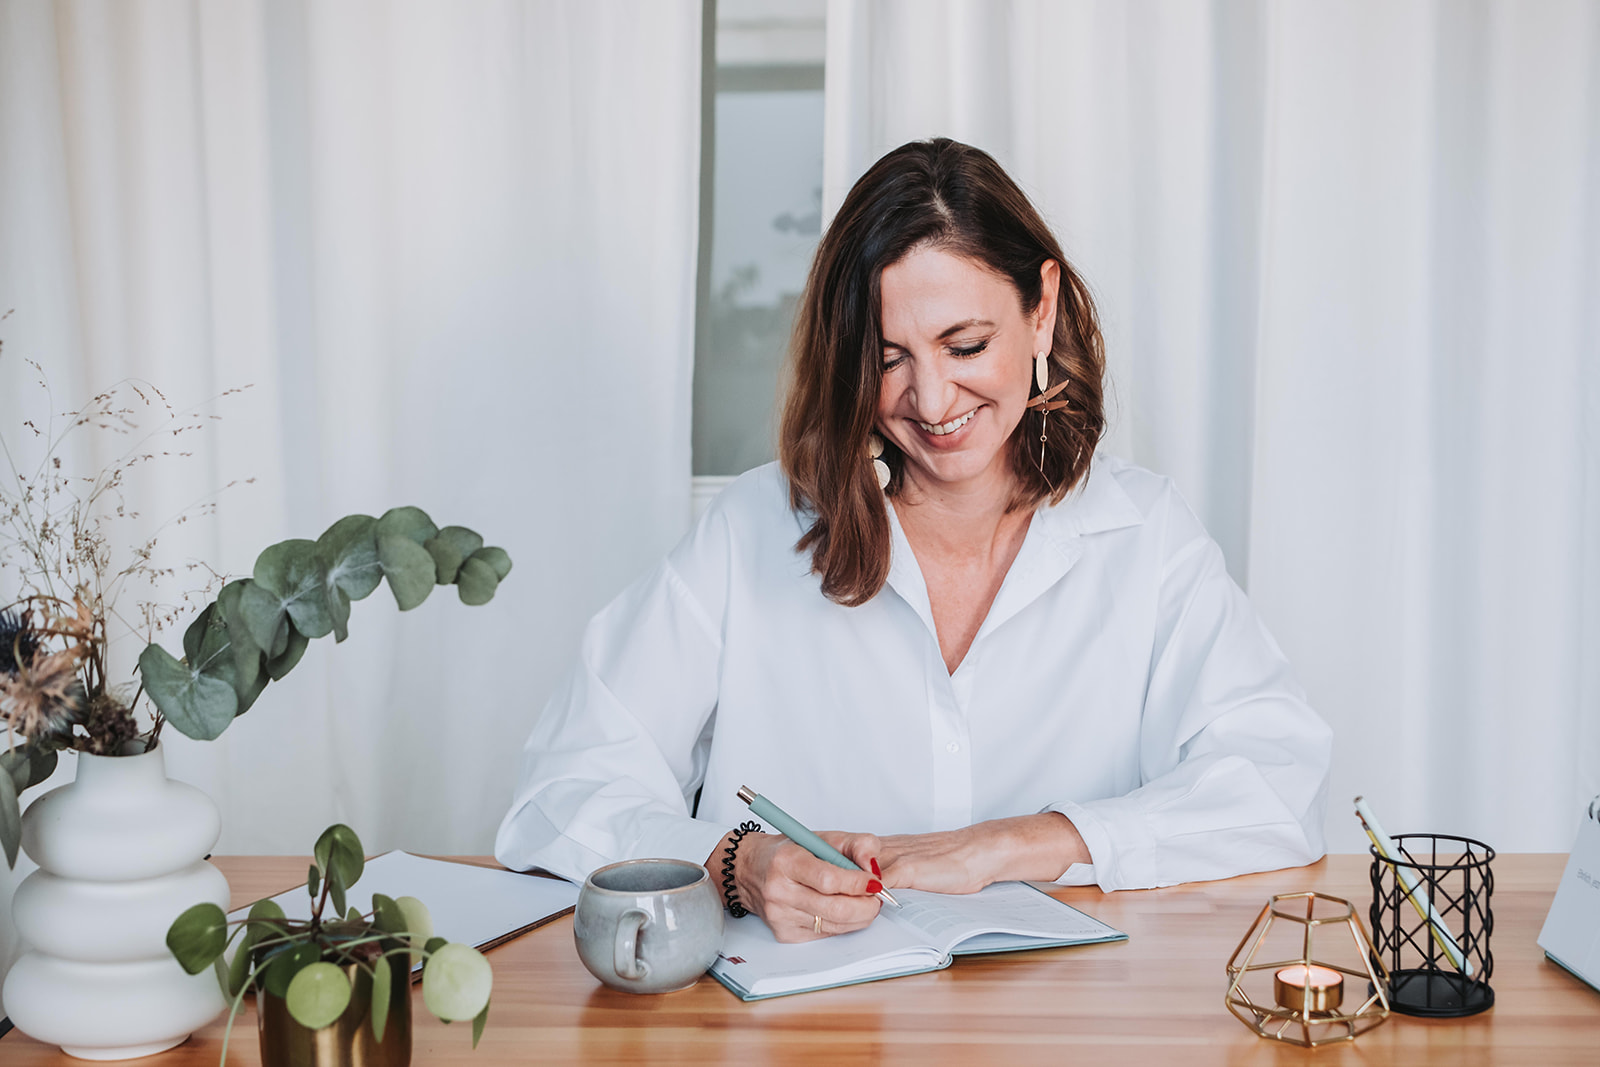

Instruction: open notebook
[711,880,1126,1000]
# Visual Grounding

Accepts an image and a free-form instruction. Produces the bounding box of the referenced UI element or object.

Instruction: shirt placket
[929,646,975,831]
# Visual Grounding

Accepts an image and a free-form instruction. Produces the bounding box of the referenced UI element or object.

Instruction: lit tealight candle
[1274,964,1344,1015]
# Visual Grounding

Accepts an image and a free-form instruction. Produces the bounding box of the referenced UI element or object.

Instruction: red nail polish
[867,879,883,895]
[870,857,882,877]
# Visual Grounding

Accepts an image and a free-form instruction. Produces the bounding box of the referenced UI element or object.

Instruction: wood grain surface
[5,854,1596,1066]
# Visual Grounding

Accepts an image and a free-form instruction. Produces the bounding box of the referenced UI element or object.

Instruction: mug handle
[614,909,650,980]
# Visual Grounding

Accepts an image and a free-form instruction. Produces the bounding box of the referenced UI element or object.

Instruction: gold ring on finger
[813,914,822,935]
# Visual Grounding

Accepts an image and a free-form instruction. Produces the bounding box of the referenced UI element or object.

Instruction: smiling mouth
[917,409,978,436]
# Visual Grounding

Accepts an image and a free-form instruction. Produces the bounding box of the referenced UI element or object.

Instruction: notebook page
[713,910,943,997]
[892,882,1118,955]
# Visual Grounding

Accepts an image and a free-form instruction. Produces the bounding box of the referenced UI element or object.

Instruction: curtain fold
[824,0,1600,853]
[0,1,703,1002]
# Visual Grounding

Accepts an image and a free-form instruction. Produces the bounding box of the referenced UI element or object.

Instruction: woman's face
[875,245,1058,500]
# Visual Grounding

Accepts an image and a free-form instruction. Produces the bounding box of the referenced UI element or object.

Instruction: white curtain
[825,0,1600,854]
[0,0,703,1001]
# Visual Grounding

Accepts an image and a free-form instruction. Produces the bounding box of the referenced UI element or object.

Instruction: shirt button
[946,742,960,754]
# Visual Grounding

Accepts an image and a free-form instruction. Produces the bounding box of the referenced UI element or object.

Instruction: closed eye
[950,340,990,357]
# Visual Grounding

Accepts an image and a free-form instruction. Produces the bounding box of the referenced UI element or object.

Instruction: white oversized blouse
[495,455,1332,891]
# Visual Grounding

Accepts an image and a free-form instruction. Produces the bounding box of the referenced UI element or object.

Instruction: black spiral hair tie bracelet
[721,820,763,917]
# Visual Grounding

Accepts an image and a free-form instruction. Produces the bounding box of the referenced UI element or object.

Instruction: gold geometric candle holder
[1225,892,1391,1047]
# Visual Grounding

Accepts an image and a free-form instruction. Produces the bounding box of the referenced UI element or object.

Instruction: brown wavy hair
[779,138,1106,607]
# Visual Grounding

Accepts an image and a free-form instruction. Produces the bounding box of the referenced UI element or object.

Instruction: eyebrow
[881,319,997,349]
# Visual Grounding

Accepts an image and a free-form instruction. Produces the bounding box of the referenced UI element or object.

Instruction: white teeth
[918,410,976,436]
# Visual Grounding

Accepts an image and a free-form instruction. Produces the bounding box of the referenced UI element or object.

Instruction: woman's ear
[1035,260,1061,349]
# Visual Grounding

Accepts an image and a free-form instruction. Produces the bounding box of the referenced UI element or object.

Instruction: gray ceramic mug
[574,858,724,994]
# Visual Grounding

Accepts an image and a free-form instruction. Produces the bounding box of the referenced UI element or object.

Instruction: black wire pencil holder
[1368,833,1495,1017]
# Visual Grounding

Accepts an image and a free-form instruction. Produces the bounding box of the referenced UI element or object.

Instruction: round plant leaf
[371,893,408,936]
[397,896,434,964]
[376,506,439,546]
[307,863,320,899]
[434,526,484,562]
[422,535,464,585]
[318,514,385,602]
[469,545,513,581]
[378,533,437,611]
[471,1000,489,1048]
[237,581,290,657]
[263,942,323,998]
[139,643,240,741]
[422,944,493,1022]
[253,539,335,640]
[250,898,287,924]
[167,902,229,975]
[286,961,353,1030]
[369,957,394,1043]
[313,824,365,898]
[215,580,264,680]
[264,625,310,681]
[455,557,499,606]
[182,603,216,664]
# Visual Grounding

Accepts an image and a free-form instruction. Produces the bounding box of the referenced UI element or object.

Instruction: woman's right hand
[707,832,883,942]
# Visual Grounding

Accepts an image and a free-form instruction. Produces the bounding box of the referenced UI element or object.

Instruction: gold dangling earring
[868,432,890,490]
[1026,350,1072,486]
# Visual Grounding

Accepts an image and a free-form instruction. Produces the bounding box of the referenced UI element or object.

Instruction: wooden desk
[5,855,1597,1066]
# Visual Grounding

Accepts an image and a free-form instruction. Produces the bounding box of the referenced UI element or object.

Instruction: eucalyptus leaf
[264,626,310,681]
[182,603,215,664]
[422,943,493,1022]
[455,557,500,606]
[167,902,229,975]
[375,506,438,546]
[319,514,385,602]
[253,539,335,640]
[370,958,393,1043]
[26,745,58,789]
[434,526,483,564]
[0,770,20,869]
[469,545,513,581]
[237,581,290,656]
[422,535,464,585]
[286,961,352,1030]
[263,942,322,999]
[215,580,264,687]
[0,749,29,796]
[139,643,239,741]
[378,533,437,611]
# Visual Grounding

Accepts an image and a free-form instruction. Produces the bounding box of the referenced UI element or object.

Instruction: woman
[496,139,1331,942]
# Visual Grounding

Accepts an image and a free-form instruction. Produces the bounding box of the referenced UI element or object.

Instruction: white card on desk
[1537,813,1600,993]
[232,851,579,954]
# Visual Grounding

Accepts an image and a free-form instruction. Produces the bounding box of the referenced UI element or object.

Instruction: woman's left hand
[832,813,1090,895]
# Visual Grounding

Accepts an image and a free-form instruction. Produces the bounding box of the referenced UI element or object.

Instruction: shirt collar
[884,454,1146,652]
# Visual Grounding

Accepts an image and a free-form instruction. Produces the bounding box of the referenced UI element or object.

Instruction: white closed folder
[1537,805,1600,994]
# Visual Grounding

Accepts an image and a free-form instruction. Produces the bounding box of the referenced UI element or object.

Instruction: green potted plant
[167,823,493,1067]
[1,349,512,1057]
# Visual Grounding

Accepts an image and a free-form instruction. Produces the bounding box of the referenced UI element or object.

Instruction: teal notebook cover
[710,881,1127,1002]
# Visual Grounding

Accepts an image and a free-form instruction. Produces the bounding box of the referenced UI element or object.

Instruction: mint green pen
[737,785,901,908]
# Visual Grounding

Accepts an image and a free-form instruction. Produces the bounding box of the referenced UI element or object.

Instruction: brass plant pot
[257,956,412,1067]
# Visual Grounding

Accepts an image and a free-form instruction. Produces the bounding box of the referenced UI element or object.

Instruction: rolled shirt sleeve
[1047,491,1332,891]
[493,557,732,883]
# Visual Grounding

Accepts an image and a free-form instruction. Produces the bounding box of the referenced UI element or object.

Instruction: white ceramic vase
[3,744,230,1059]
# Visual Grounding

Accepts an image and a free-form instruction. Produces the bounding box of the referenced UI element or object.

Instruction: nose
[904,353,960,422]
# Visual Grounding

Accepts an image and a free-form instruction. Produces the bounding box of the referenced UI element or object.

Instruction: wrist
[717,820,764,916]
